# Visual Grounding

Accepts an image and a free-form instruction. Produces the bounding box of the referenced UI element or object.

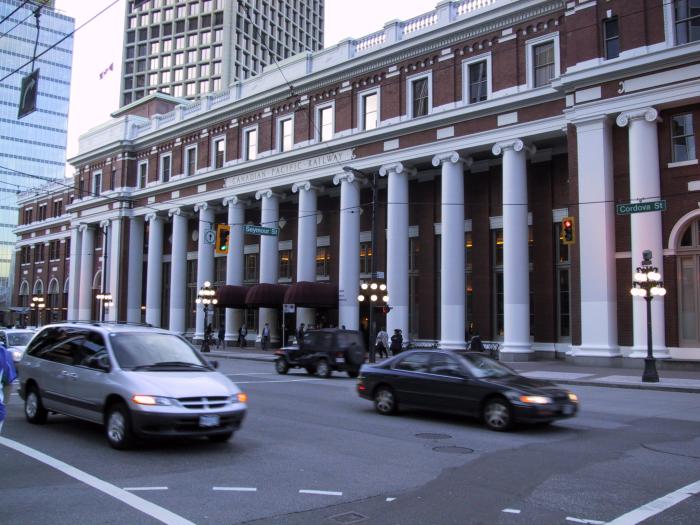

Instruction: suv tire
[315,358,331,378]
[24,385,48,424]
[275,358,290,375]
[346,345,365,367]
[105,402,135,450]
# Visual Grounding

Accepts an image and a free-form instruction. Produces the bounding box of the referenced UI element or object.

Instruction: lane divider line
[212,487,257,492]
[299,489,343,496]
[0,437,196,525]
[233,379,323,384]
[124,487,169,491]
[606,479,700,525]
[566,518,605,524]
[502,509,521,514]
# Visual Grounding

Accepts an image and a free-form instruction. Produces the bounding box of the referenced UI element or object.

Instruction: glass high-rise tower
[0,0,73,316]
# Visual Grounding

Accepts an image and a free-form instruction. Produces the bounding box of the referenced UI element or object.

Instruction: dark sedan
[357,350,578,431]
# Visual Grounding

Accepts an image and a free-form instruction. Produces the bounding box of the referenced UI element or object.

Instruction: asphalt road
[1,359,699,525]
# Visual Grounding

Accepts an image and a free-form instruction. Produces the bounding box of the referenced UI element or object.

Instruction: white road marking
[386,497,396,502]
[124,487,168,491]
[226,372,278,376]
[212,487,257,492]
[299,489,343,496]
[502,508,521,514]
[0,437,195,525]
[234,378,323,384]
[606,479,700,524]
[566,518,605,524]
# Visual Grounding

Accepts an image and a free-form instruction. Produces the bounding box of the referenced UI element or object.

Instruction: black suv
[274,328,366,378]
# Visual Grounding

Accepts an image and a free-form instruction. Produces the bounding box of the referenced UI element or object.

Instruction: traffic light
[561,216,575,245]
[215,224,231,254]
[381,305,393,315]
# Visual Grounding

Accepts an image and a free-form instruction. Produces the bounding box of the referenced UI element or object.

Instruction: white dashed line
[124,487,169,491]
[566,518,605,524]
[386,497,396,502]
[606,479,700,525]
[234,379,323,384]
[213,486,257,492]
[502,509,521,514]
[299,489,343,496]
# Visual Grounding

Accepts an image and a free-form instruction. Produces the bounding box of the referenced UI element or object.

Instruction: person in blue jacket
[0,343,18,434]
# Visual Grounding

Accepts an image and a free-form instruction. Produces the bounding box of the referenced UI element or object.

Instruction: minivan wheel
[24,386,48,424]
[374,386,397,415]
[275,358,289,375]
[315,359,331,378]
[483,398,513,431]
[106,403,135,450]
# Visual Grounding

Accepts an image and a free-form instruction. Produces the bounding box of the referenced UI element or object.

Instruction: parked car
[274,328,366,378]
[17,322,247,449]
[357,350,578,431]
[0,328,35,363]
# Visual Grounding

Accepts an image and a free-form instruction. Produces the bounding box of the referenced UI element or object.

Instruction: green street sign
[244,224,279,236]
[615,200,667,216]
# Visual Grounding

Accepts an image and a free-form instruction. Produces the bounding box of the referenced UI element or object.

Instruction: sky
[52,0,437,174]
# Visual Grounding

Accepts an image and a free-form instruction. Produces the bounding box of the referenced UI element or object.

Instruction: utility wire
[0,0,30,26]
[0,7,34,40]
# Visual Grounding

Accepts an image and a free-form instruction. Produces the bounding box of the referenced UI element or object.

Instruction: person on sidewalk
[0,343,18,435]
[375,327,389,359]
[261,323,271,351]
[390,329,403,356]
[296,323,305,348]
[238,323,248,348]
[217,325,225,350]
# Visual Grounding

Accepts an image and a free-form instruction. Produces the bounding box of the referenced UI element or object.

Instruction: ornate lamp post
[96,292,113,322]
[630,249,666,383]
[29,296,45,327]
[358,281,389,362]
[196,280,218,353]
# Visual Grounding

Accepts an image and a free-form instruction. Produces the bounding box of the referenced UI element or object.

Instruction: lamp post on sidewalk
[196,281,218,352]
[29,295,45,327]
[96,292,113,322]
[358,280,389,362]
[630,249,666,383]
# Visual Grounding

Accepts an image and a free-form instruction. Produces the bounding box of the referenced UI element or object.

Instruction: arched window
[48,278,60,309]
[33,279,44,295]
[19,280,29,307]
[677,218,700,347]
[92,270,102,290]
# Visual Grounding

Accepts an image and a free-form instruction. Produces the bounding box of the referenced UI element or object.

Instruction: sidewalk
[200,346,700,394]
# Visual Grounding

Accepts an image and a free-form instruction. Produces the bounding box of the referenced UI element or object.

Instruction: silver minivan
[17,323,247,449]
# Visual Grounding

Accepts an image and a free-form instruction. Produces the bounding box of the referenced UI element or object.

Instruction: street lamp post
[357,281,389,362]
[29,296,45,327]
[95,292,113,322]
[196,280,218,353]
[630,249,666,383]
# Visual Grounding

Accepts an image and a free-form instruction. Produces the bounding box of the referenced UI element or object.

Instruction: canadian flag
[99,63,114,80]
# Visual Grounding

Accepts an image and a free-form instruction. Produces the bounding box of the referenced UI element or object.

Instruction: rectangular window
[533,41,555,87]
[671,114,696,162]
[185,146,197,176]
[159,153,171,182]
[675,0,700,44]
[319,106,333,142]
[138,161,148,188]
[49,240,60,260]
[316,246,330,278]
[279,250,292,279]
[245,128,258,160]
[362,92,378,130]
[279,118,293,152]
[52,200,63,217]
[93,172,102,196]
[603,18,620,59]
[36,244,45,263]
[24,208,33,224]
[38,204,47,221]
[360,242,372,274]
[213,137,225,168]
[244,253,259,282]
[468,61,488,103]
[412,77,429,117]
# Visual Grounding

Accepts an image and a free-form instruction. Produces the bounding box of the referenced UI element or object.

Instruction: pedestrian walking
[261,322,271,351]
[375,327,389,359]
[296,323,305,347]
[217,325,225,349]
[202,323,213,353]
[238,323,248,348]
[390,328,403,356]
[469,333,484,353]
[0,343,18,435]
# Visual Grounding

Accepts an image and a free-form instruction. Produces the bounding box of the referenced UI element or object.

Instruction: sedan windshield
[7,333,32,347]
[110,333,209,371]
[458,353,515,379]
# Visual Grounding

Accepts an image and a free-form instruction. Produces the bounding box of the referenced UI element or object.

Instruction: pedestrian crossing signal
[215,224,230,254]
[561,217,575,245]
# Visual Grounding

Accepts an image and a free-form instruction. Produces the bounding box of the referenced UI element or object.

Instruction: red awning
[215,285,249,308]
[283,281,338,308]
[245,283,289,308]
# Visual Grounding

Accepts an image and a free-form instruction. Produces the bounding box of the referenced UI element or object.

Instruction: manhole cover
[432,446,474,455]
[328,512,368,524]
[415,433,452,440]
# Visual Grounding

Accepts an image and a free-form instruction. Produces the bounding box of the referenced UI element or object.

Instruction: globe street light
[358,280,390,363]
[196,280,218,353]
[630,249,666,383]
[29,295,45,327]
[96,292,113,322]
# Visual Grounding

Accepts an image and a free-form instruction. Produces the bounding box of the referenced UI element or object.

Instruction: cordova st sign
[615,200,667,215]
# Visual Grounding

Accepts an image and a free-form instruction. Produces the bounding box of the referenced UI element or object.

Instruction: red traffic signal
[561,216,575,245]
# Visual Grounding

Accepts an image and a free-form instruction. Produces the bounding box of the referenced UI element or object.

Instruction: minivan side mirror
[96,354,111,372]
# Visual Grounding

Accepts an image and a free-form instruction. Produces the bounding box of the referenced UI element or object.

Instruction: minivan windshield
[110,333,209,371]
[7,332,32,347]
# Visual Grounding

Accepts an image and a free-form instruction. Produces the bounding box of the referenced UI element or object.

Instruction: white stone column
[573,117,620,357]
[126,216,145,323]
[379,162,416,341]
[616,108,667,357]
[107,218,122,322]
[77,224,95,321]
[223,196,246,342]
[67,225,82,320]
[194,203,215,341]
[432,153,469,349]
[145,213,164,327]
[169,207,188,334]
[292,181,319,328]
[493,139,533,360]
[255,189,280,345]
[333,171,361,330]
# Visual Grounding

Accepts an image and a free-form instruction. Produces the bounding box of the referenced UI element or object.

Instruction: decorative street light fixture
[29,295,45,327]
[196,280,218,353]
[630,249,666,383]
[358,280,390,363]
[96,292,113,322]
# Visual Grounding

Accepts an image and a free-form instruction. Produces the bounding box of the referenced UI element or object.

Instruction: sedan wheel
[483,398,512,431]
[374,387,397,415]
[106,403,135,450]
[275,358,289,375]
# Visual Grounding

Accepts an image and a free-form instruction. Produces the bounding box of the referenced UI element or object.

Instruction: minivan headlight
[132,395,175,406]
[234,392,248,404]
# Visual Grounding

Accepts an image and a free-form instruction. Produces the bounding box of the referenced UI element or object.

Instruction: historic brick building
[13,0,700,363]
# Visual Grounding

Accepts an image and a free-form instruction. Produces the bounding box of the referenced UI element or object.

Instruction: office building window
[138,160,148,188]
[360,241,372,274]
[411,77,429,117]
[213,137,225,168]
[245,128,258,160]
[671,114,696,162]
[159,153,171,182]
[52,200,63,217]
[676,0,700,44]
[316,246,330,278]
[185,145,197,176]
[361,92,378,130]
[468,60,488,103]
[279,250,292,279]
[279,118,293,152]
[533,41,555,87]
[37,204,47,221]
[603,17,620,59]
[318,105,333,142]
[93,171,102,196]
[244,253,259,282]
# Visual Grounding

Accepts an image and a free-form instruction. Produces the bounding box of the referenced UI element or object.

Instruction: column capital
[99,219,110,231]
[168,207,187,218]
[492,139,536,157]
[291,181,321,194]
[223,195,247,208]
[255,189,283,201]
[77,223,92,233]
[616,107,658,128]
[379,162,417,178]
[333,171,362,186]
[145,212,164,223]
[194,202,210,213]
[431,151,472,168]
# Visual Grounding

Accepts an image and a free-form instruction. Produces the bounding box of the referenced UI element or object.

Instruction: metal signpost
[616,200,667,215]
